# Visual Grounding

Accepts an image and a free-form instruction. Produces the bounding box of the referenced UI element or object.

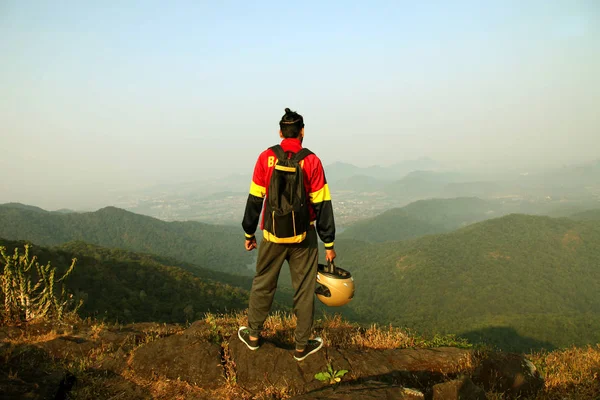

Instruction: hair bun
[285,108,291,114]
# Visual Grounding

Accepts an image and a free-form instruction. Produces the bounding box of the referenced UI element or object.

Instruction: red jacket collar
[280,138,303,152]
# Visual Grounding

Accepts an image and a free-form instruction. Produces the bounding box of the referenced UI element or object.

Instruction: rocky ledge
[0,320,544,399]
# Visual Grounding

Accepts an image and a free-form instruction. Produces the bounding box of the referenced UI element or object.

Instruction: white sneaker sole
[238,326,259,350]
[294,338,323,361]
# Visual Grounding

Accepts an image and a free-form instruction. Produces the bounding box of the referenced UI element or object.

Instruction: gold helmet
[315,262,355,307]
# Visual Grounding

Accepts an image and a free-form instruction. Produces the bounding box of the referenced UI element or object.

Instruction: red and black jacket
[242,138,335,249]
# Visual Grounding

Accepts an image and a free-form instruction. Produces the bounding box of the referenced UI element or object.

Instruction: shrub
[1,244,79,324]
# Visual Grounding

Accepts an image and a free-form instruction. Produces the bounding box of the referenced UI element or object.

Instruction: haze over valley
[105,157,600,227]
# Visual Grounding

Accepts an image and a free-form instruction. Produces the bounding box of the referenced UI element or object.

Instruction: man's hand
[245,238,257,251]
[325,248,336,262]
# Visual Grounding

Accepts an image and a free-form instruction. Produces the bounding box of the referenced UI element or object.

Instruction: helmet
[315,262,355,307]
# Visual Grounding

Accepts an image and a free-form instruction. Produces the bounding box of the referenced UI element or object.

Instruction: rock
[98,347,129,373]
[228,336,330,394]
[37,335,98,359]
[54,372,77,400]
[0,325,24,341]
[122,322,169,332]
[97,328,140,346]
[72,370,151,400]
[24,321,57,336]
[0,343,71,399]
[230,332,472,395]
[473,352,544,399]
[330,347,471,387]
[186,320,211,332]
[432,376,487,400]
[130,322,223,388]
[290,381,425,399]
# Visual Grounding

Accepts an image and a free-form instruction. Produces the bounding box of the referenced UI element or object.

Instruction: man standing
[239,108,336,361]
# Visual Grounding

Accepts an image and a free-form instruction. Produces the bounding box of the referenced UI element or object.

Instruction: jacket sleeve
[242,154,266,239]
[309,158,336,249]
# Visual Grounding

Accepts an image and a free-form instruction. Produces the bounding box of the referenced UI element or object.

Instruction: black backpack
[263,145,313,243]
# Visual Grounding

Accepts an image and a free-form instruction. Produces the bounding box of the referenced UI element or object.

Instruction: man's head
[279,108,305,140]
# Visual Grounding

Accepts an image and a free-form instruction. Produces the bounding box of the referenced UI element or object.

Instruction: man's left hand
[245,238,257,251]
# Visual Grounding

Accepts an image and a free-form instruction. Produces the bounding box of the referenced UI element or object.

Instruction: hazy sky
[1,1,599,209]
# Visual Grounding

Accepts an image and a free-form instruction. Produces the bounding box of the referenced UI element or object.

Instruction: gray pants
[248,228,318,349]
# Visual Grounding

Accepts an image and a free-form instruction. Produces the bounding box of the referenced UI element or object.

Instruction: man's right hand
[245,238,257,251]
[325,249,336,262]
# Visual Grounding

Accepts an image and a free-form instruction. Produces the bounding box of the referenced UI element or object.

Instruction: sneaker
[238,326,260,350]
[293,337,323,361]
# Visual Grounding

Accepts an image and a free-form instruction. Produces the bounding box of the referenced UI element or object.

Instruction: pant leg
[287,228,319,349]
[247,238,287,337]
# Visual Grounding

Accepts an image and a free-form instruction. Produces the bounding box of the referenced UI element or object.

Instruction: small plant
[204,313,223,344]
[315,363,348,384]
[1,244,79,324]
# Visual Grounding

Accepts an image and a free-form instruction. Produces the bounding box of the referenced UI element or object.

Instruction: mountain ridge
[340,197,504,242]
[0,203,253,275]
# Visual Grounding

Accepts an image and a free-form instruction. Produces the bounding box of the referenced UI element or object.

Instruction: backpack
[263,145,313,243]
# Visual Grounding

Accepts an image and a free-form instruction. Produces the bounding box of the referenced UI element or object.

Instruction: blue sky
[1,1,599,208]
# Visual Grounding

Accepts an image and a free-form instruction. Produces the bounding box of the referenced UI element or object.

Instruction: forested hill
[0,204,252,275]
[339,197,503,242]
[335,213,600,351]
[0,238,251,323]
[569,208,600,221]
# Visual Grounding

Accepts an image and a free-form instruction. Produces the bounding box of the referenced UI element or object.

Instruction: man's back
[243,137,335,250]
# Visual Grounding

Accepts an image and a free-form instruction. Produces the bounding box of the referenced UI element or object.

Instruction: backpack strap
[269,145,286,160]
[270,145,313,162]
[291,148,313,162]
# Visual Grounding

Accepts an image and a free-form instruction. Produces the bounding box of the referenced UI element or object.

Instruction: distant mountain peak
[326,161,360,169]
[96,205,130,214]
[0,203,48,213]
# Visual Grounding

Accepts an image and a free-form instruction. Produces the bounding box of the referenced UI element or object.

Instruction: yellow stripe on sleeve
[249,181,266,198]
[309,184,331,203]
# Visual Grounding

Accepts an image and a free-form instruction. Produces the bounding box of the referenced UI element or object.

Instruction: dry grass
[213,311,421,350]
[88,321,106,340]
[455,350,478,375]
[137,323,183,344]
[221,342,237,386]
[529,345,600,400]
[350,323,417,349]
[484,391,505,400]
[119,368,210,400]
